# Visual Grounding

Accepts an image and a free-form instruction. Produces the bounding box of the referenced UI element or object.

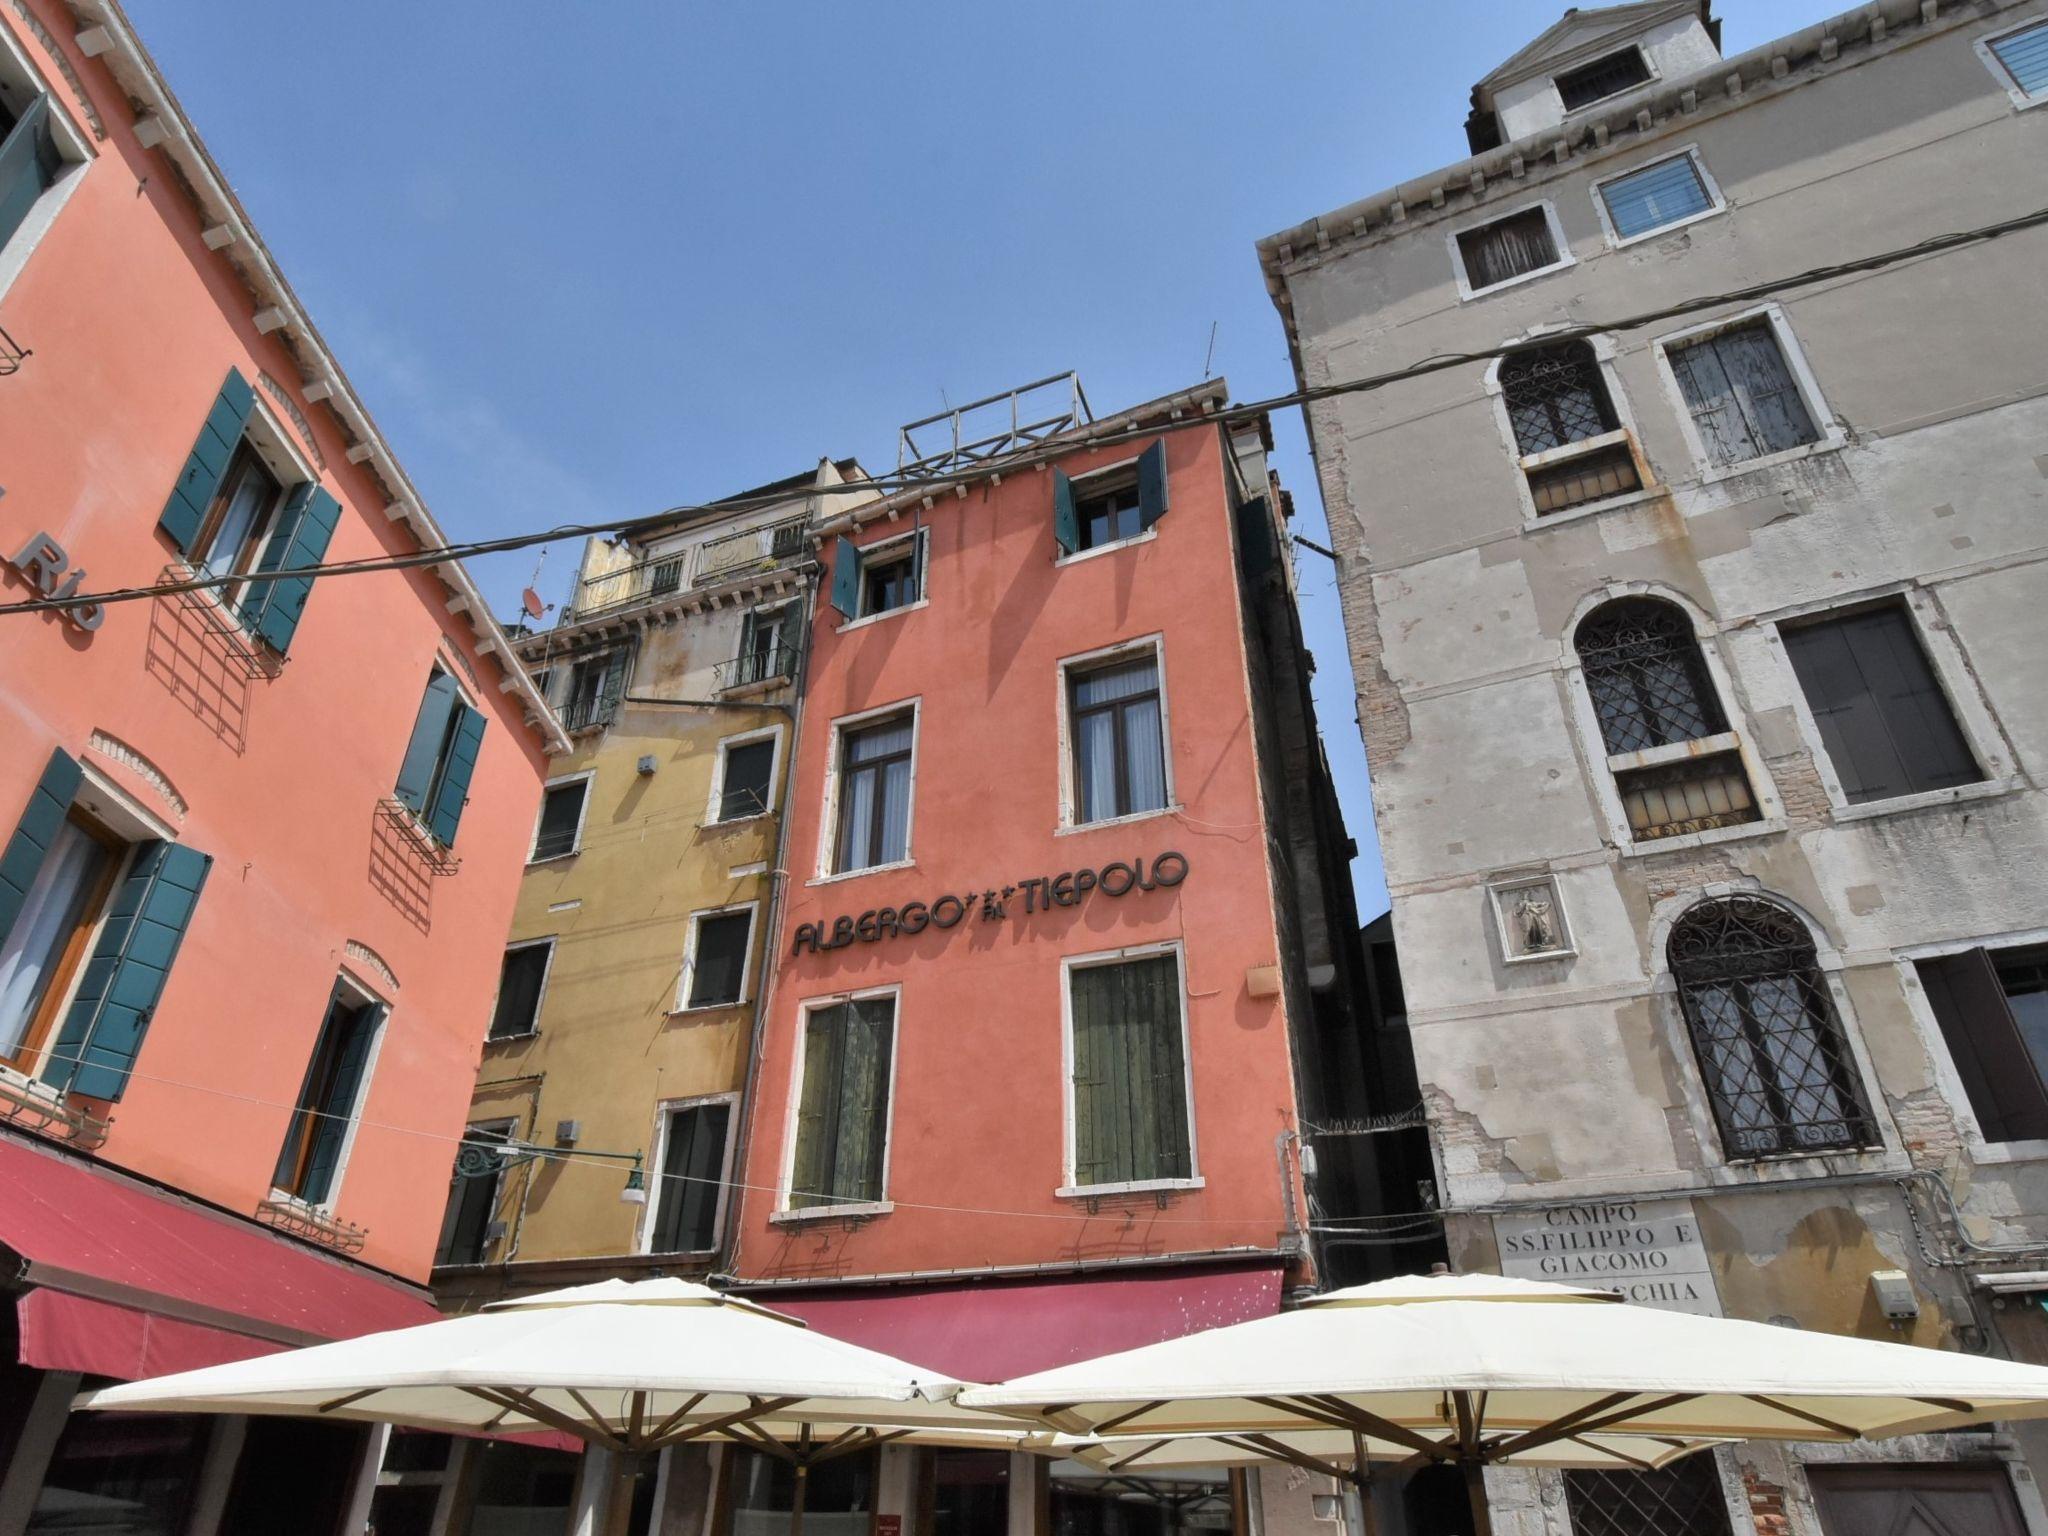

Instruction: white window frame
[1559,584,1786,858]
[1589,144,1726,249]
[527,770,594,864]
[772,983,901,1223]
[812,696,921,884]
[1483,329,1655,530]
[1651,302,1846,482]
[486,936,556,1043]
[706,725,784,826]
[1763,585,2018,823]
[674,900,759,1015]
[1976,17,2048,111]
[839,528,930,630]
[1895,926,2048,1168]
[1057,939,1203,1199]
[1057,452,1162,566]
[1445,198,1575,301]
[0,31,96,306]
[1552,43,1660,117]
[637,1091,741,1255]
[1055,633,1177,833]
[1645,887,1903,1183]
[267,968,390,1216]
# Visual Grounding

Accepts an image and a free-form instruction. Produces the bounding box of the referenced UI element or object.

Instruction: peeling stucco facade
[1263,0,2048,1531]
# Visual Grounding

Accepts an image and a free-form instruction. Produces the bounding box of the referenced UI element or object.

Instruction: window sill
[1056,528,1159,567]
[770,1200,893,1226]
[838,598,929,634]
[526,849,581,867]
[1055,1177,1205,1200]
[1525,485,1665,531]
[1826,776,2018,825]
[668,998,747,1019]
[484,1030,541,1046]
[1502,946,1576,966]
[705,811,776,831]
[1603,204,1727,251]
[1620,815,1788,860]
[1694,432,1846,486]
[1606,732,1742,774]
[1456,254,1576,304]
[1056,803,1181,838]
[807,858,915,889]
[1957,1137,2048,1168]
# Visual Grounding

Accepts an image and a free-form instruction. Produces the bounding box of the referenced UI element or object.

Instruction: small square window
[683,909,752,1009]
[859,537,925,618]
[1075,476,1143,552]
[1985,20,2048,102]
[715,738,776,823]
[1554,47,1652,111]
[1598,153,1715,240]
[530,779,588,861]
[1456,208,1564,293]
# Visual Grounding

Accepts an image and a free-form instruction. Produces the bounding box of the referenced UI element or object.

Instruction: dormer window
[1555,47,1652,111]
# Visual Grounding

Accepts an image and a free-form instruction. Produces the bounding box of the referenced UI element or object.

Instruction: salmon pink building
[719,379,1388,1536]
[0,4,560,1528]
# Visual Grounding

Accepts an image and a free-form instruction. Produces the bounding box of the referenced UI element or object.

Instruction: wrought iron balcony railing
[715,643,800,693]
[557,690,622,734]
[694,516,810,586]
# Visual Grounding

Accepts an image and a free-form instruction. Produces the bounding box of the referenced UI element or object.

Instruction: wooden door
[1806,1465,2026,1536]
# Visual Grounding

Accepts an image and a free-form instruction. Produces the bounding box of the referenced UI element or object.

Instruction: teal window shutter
[0,748,83,945]
[275,988,382,1206]
[158,370,256,557]
[1234,496,1276,578]
[829,535,860,618]
[1136,440,1170,529]
[44,842,211,1101]
[394,670,460,812]
[426,704,486,846]
[239,484,342,655]
[1052,470,1079,555]
[0,95,59,253]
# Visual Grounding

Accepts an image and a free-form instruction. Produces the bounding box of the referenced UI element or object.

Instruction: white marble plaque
[1493,1197,1723,1316]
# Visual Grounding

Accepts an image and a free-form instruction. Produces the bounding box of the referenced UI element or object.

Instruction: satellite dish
[521,587,546,619]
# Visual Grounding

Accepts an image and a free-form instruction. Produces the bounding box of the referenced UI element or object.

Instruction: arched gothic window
[1499,343,1640,514]
[1574,599,1758,841]
[1668,897,1876,1158]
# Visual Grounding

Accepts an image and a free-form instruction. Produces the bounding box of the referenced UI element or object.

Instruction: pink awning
[765,1261,1284,1382]
[0,1131,438,1381]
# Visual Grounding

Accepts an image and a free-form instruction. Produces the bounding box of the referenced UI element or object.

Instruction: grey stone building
[1258,1,2048,1533]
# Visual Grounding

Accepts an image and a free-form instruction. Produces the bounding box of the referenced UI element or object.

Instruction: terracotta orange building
[0,3,560,1527]
[718,379,1381,1535]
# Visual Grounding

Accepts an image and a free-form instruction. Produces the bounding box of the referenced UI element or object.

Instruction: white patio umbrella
[78,1278,1013,1533]
[961,1272,2048,1536]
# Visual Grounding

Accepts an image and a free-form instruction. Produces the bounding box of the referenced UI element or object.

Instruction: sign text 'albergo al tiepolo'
[792,851,1188,955]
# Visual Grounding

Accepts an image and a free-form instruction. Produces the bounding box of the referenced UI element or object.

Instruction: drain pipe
[717,566,819,1281]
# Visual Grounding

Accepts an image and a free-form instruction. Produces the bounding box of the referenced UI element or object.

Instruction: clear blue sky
[133,0,1840,920]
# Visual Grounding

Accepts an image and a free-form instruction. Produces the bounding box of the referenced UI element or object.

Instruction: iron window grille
[1555,47,1653,110]
[1576,599,1728,754]
[1565,1457,1733,1536]
[1614,751,1759,840]
[1669,897,1879,1158]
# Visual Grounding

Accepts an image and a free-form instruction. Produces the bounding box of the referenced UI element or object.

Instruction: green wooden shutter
[829,536,860,618]
[158,370,256,557]
[600,648,630,718]
[240,483,342,655]
[1052,470,1079,555]
[791,1006,841,1207]
[1136,440,1170,529]
[395,670,460,812]
[0,94,59,253]
[297,1001,381,1205]
[1234,496,1275,578]
[426,704,486,846]
[0,748,82,945]
[44,842,211,1101]
[913,528,930,602]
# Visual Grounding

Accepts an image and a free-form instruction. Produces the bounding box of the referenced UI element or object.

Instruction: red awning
[764,1261,1284,1382]
[0,1131,439,1381]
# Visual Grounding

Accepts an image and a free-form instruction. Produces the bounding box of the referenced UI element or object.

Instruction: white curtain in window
[1124,696,1167,813]
[875,759,911,863]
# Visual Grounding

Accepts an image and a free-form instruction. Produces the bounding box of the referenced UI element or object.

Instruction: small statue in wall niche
[1514,888,1560,955]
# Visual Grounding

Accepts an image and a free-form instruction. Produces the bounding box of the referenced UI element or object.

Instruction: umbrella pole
[1462,1458,1494,1536]
[1349,1430,1379,1536]
[789,1424,812,1536]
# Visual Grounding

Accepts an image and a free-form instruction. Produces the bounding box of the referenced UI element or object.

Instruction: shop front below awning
[0,1130,439,1382]
[762,1260,1285,1382]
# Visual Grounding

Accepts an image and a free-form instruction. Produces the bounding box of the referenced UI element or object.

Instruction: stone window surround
[770,982,901,1225]
[635,1090,741,1257]
[0,23,97,306]
[1974,14,2048,112]
[1649,302,1848,485]
[1757,582,2023,824]
[1442,196,1577,303]
[1586,141,1729,249]
[673,899,760,1016]
[1558,582,1789,859]
[1644,884,1906,1181]
[1893,926,2048,1169]
[1483,327,1660,531]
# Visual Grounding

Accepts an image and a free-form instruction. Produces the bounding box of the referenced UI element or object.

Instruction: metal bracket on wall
[255,1197,368,1254]
[0,325,29,375]
[159,564,281,680]
[376,798,463,877]
[0,1075,108,1150]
